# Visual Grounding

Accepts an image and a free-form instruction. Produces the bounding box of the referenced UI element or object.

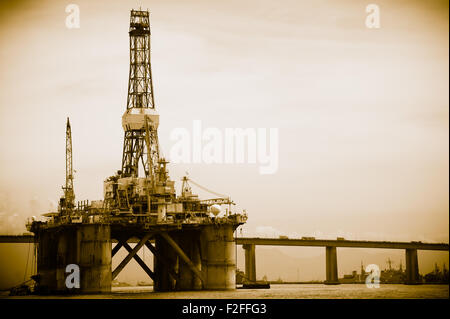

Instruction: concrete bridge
[1,235,448,285]
[235,237,449,285]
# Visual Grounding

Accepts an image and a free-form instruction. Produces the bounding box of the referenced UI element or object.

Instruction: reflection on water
[2,284,448,299]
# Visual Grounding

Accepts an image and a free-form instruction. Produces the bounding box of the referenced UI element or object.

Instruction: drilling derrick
[121,9,159,179]
[60,117,75,215]
[104,10,176,215]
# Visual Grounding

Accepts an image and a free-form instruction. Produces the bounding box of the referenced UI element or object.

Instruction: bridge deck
[0,235,448,251]
[235,237,449,250]
[0,235,35,243]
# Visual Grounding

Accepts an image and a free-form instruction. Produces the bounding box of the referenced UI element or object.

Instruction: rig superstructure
[27,9,247,294]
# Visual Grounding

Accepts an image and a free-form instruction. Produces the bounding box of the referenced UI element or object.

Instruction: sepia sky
[0,0,448,246]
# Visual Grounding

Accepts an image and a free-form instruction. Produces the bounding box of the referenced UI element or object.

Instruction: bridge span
[235,237,449,285]
[1,235,448,285]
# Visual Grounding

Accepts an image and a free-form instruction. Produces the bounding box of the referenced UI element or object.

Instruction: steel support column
[160,232,205,283]
[145,241,178,281]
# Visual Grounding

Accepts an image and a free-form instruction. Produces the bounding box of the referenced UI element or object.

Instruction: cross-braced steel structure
[121,9,159,179]
[61,117,75,214]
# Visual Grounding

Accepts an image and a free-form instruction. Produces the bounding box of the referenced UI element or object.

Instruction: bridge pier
[243,243,256,282]
[324,246,340,285]
[405,248,421,285]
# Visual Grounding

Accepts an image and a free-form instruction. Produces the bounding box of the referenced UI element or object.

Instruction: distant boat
[239,281,270,289]
[112,280,132,287]
[137,281,153,286]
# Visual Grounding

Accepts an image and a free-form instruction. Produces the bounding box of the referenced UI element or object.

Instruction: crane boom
[63,117,75,213]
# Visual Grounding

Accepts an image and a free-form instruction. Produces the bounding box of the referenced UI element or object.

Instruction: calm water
[2,284,448,299]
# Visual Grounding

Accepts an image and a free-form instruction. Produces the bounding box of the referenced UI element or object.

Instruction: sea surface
[1,284,448,299]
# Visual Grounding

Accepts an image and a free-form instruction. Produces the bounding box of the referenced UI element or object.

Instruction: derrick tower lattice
[121,9,160,179]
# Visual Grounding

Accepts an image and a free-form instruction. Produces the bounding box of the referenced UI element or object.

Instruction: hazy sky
[0,0,448,245]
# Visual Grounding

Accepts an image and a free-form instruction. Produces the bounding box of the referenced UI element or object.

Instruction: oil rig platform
[26,9,247,294]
